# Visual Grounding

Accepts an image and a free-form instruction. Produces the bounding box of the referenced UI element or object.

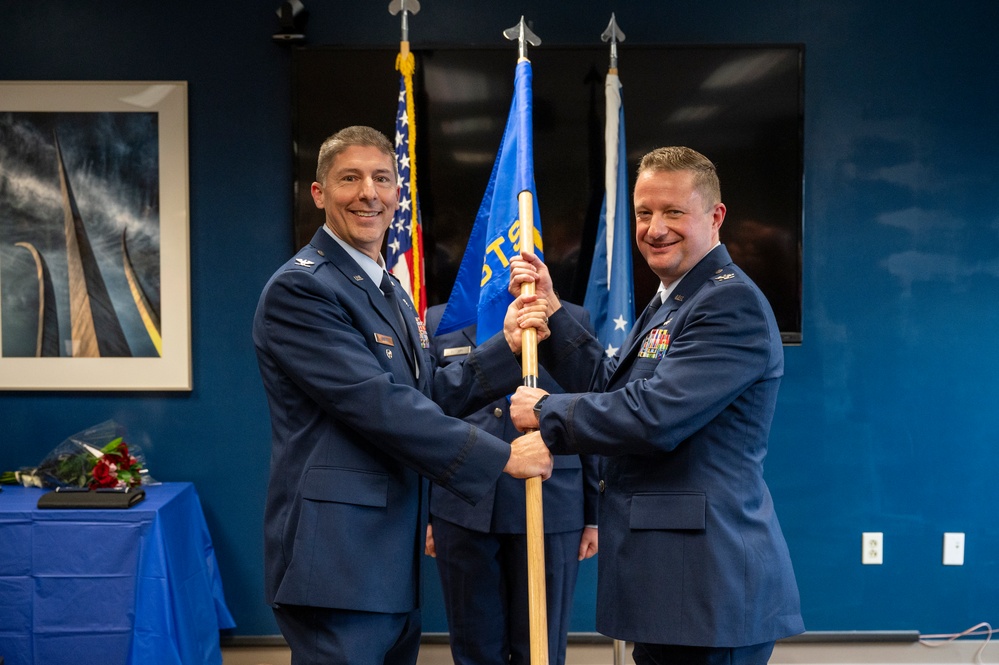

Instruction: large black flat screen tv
[292,44,803,343]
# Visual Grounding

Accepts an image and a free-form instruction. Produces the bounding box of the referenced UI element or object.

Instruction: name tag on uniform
[374,333,395,346]
[442,346,471,357]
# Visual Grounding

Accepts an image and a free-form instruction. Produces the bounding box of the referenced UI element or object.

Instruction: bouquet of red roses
[1,420,152,489]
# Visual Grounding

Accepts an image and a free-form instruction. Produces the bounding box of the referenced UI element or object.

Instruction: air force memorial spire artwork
[1,122,161,359]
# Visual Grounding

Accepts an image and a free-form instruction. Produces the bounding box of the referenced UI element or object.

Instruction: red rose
[90,460,117,488]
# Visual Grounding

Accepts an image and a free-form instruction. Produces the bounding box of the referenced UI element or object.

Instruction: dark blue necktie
[380,272,417,376]
[633,293,663,334]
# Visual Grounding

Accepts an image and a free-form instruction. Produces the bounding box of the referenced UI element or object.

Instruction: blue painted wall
[2,0,997,637]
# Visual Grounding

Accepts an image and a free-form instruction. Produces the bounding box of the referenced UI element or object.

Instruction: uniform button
[493,407,503,418]
[598,480,606,493]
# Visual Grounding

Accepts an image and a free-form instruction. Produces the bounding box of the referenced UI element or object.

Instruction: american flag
[388,50,426,319]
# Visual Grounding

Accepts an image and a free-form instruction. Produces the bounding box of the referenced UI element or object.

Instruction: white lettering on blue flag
[438,59,544,344]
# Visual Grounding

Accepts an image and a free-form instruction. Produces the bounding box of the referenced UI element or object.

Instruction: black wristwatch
[533,394,549,420]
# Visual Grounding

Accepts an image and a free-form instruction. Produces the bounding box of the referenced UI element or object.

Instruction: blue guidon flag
[437,59,543,344]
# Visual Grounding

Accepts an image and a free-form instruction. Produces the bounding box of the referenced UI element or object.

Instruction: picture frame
[0,81,191,390]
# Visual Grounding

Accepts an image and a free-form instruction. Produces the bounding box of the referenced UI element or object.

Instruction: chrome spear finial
[601,13,626,70]
[388,0,421,42]
[503,15,541,60]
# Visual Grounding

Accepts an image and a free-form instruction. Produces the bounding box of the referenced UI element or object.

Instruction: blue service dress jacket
[425,302,600,534]
[252,228,524,615]
[535,244,804,647]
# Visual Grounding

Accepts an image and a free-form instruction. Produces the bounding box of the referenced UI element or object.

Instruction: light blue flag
[584,72,635,359]
[437,59,544,344]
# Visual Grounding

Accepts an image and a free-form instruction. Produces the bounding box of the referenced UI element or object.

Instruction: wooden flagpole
[504,16,547,665]
[519,189,547,665]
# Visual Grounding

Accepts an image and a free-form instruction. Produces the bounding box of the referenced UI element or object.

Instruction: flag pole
[503,16,547,665]
[601,14,629,665]
[388,0,427,318]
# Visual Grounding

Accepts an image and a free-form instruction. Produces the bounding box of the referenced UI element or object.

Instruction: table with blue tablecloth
[0,482,235,665]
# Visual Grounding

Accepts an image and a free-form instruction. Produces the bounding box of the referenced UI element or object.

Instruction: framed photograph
[0,81,191,390]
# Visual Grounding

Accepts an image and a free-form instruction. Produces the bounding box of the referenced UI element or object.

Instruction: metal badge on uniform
[639,327,671,359]
[353,275,364,281]
[415,317,430,349]
[374,333,395,347]
[294,258,315,267]
[442,345,471,358]
[715,272,735,281]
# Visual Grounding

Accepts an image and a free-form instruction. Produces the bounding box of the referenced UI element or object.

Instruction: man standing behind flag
[424,298,599,665]
[252,125,554,665]
[428,47,598,665]
[508,146,804,665]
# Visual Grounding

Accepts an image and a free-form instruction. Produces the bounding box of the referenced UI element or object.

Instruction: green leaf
[101,437,124,453]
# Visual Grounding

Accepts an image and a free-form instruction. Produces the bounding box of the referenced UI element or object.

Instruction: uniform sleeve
[256,267,510,503]
[536,307,609,392]
[540,281,780,457]
[431,331,524,418]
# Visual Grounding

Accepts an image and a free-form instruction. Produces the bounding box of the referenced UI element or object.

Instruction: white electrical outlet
[943,532,965,566]
[862,532,883,565]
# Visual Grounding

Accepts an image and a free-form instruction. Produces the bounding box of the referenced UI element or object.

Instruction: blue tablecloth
[0,482,235,665]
